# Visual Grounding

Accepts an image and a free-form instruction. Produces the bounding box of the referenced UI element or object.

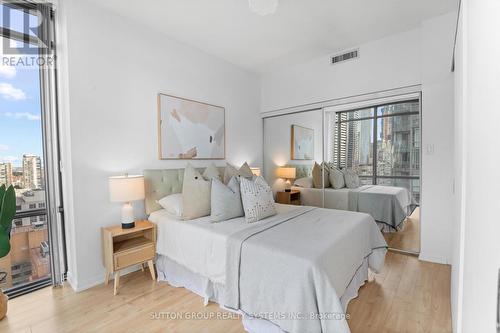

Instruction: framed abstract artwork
[157,93,225,159]
[291,125,314,160]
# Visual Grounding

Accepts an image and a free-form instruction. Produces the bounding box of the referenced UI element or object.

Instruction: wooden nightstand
[276,190,301,205]
[101,220,156,295]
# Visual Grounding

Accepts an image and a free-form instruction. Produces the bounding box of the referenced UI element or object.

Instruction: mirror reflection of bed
[263,96,421,254]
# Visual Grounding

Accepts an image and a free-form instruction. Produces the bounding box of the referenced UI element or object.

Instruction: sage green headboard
[286,164,313,179]
[143,167,225,215]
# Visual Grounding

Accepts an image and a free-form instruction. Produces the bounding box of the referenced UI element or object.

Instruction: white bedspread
[149,204,299,284]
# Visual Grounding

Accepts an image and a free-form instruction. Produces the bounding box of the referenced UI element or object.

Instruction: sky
[0,6,44,167]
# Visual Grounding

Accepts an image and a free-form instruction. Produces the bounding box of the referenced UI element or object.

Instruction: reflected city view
[330,101,421,202]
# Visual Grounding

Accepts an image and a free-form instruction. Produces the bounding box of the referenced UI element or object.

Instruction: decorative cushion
[182,163,211,219]
[223,162,253,184]
[203,162,222,181]
[210,177,244,222]
[157,193,183,218]
[240,176,277,223]
[312,162,330,188]
[343,169,360,189]
[293,177,314,188]
[328,166,345,189]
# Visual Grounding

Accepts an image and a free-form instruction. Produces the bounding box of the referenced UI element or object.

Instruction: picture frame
[291,125,314,160]
[157,93,225,160]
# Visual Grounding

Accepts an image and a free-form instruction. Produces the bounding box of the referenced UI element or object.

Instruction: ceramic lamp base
[121,221,135,229]
[121,202,135,229]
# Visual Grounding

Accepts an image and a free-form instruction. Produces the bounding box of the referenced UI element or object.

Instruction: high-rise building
[22,154,42,190]
[0,162,13,187]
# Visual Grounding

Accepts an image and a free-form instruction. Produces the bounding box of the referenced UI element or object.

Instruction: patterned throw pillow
[223,162,254,184]
[240,176,277,223]
[342,169,360,189]
[210,177,244,222]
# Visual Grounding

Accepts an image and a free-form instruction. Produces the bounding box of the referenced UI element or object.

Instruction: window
[329,99,420,202]
[0,1,64,296]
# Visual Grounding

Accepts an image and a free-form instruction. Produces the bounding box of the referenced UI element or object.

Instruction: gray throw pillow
[210,177,244,222]
[223,162,253,184]
[203,162,222,181]
[329,166,346,189]
[312,162,330,188]
[343,169,360,189]
[240,176,277,223]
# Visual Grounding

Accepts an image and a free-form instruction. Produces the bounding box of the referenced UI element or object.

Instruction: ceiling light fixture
[248,0,279,16]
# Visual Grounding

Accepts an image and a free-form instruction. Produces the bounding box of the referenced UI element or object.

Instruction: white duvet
[149,204,299,284]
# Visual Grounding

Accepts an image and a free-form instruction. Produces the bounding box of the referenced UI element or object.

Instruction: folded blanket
[348,185,417,229]
[225,206,387,333]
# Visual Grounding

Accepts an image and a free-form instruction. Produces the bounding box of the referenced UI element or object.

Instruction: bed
[293,185,417,232]
[144,168,387,333]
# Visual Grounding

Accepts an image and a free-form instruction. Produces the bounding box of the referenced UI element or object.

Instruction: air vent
[331,49,359,65]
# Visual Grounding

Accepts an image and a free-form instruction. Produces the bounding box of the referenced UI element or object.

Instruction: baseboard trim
[418,253,450,265]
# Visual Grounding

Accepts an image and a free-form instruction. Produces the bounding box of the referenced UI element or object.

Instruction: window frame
[333,98,421,201]
[0,0,66,298]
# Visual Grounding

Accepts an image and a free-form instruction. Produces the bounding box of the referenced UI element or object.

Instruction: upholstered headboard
[287,164,313,179]
[143,167,225,215]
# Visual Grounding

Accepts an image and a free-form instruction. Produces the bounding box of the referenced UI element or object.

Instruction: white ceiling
[91,0,458,73]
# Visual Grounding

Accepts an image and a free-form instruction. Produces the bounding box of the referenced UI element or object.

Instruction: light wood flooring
[0,251,451,333]
[383,207,420,253]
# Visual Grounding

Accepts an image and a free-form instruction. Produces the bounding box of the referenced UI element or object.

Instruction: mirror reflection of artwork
[158,94,225,159]
[291,125,314,160]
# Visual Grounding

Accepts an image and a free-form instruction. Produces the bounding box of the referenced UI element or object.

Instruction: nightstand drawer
[114,243,155,270]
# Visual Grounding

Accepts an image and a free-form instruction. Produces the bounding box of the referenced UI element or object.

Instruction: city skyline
[0,55,43,167]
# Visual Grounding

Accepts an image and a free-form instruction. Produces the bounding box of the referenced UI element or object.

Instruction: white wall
[261,12,457,264]
[263,110,323,193]
[58,0,261,291]
[451,6,465,332]
[453,1,500,332]
[419,13,456,264]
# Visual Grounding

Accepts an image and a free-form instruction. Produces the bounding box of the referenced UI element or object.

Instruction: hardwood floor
[383,207,420,253]
[0,251,450,333]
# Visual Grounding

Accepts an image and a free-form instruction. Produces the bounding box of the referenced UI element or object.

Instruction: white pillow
[157,193,183,218]
[223,162,253,184]
[210,177,244,222]
[343,169,360,189]
[182,163,211,219]
[293,177,313,188]
[329,166,345,189]
[203,162,222,181]
[240,176,277,223]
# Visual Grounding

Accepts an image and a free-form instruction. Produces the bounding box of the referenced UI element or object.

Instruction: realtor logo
[1,1,52,55]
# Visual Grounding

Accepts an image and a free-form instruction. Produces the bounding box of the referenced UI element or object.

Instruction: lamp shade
[109,175,145,202]
[250,167,261,177]
[276,167,296,179]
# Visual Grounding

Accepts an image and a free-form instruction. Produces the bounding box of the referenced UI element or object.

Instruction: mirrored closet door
[263,109,325,209]
[263,94,421,254]
[324,98,421,253]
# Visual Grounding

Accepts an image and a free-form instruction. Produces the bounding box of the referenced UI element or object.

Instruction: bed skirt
[156,254,373,333]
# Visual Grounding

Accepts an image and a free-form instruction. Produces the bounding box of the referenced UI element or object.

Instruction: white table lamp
[276,167,296,192]
[109,174,145,229]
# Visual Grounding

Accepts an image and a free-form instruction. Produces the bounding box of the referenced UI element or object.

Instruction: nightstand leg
[104,271,110,285]
[114,271,120,295]
[147,260,156,281]
[141,263,145,272]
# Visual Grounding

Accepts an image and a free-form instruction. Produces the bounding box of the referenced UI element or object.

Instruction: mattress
[293,185,416,229]
[292,186,349,209]
[148,203,298,284]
